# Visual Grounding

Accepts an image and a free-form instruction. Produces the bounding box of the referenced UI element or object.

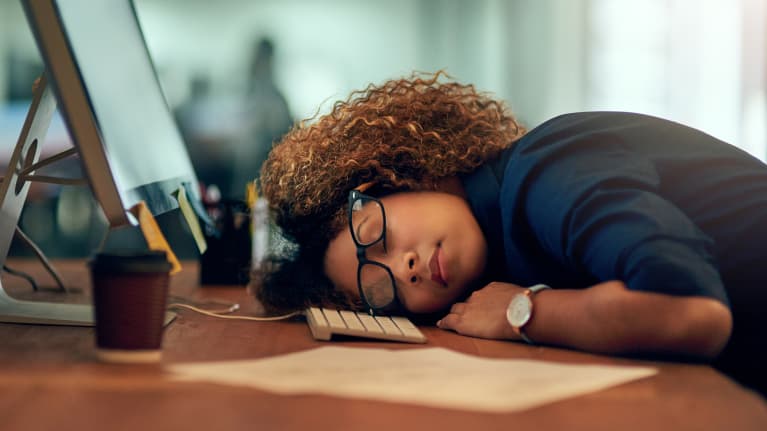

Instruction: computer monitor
[25,0,203,224]
[0,0,207,325]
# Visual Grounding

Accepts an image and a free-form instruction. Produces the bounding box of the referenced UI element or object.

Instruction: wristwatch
[506,284,551,344]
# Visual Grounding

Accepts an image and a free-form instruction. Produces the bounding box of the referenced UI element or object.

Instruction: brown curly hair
[252,71,526,313]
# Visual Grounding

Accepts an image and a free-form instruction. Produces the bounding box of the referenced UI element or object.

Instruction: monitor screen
[23,0,203,226]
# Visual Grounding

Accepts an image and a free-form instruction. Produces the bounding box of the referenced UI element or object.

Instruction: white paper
[168,346,657,412]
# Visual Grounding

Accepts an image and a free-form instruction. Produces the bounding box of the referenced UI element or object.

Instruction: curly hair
[252,71,526,313]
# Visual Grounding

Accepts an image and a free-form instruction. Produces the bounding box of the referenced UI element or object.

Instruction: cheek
[336,271,360,302]
[324,232,362,301]
[330,265,364,305]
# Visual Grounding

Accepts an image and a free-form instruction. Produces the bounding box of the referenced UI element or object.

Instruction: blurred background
[0,0,765,259]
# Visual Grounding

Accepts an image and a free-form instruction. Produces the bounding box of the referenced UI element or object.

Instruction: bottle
[249,181,269,270]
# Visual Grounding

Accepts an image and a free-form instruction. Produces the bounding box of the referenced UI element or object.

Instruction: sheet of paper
[168,346,657,412]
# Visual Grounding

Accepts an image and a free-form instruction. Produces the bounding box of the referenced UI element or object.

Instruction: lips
[429,246,447,286]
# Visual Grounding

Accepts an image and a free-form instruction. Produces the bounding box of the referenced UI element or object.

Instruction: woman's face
[324,191,487,314]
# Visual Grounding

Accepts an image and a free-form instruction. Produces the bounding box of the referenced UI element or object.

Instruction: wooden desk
[0,259,765,431]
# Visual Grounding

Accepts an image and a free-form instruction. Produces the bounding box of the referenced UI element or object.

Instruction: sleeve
[520,140,729,305]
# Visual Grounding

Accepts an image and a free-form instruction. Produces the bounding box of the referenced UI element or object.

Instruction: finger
[449,302,466,314]
[436,313,458,331]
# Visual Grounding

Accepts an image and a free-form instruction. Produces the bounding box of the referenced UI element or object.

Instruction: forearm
[527,281,733,359]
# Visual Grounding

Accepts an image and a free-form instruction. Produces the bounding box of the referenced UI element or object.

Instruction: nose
[394,250,422,285]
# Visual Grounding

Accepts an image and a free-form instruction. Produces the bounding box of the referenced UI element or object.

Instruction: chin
[405,284,469,314]
[405,302,446,315]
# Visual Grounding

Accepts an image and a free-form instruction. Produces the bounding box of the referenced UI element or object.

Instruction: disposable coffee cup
[90,251,172,363]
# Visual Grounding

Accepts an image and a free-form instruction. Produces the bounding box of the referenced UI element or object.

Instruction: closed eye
[354,215,370,240]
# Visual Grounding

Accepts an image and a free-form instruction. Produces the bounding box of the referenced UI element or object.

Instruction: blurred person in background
[176,37,292,201]
[230,37,293,199]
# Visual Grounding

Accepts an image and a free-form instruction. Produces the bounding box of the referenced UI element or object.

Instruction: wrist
[506,284,551,344]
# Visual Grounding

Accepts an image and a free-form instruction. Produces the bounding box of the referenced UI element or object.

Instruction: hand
[436,282,527,340]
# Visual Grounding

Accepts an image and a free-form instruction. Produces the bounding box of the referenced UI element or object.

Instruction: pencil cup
[90,251,172,364]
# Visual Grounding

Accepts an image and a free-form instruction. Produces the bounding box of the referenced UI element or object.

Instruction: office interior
[0,0,765,261]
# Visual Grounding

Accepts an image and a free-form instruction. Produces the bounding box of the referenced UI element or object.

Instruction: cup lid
[89,250,172,274]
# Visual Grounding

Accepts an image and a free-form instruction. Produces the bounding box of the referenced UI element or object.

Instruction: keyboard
[305,307,426,343]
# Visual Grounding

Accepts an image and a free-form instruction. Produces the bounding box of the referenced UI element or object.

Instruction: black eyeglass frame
[347,189,399,316]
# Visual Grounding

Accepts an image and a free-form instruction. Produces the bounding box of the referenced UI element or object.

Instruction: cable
[2,264,40,291]
[167,296,243,314]
[167,302,302,321]
[13,226,67,293]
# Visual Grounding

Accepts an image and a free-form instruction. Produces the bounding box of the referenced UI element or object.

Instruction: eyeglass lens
[351,197,395,310]
[359,264,395,308]
[350,198,384,245]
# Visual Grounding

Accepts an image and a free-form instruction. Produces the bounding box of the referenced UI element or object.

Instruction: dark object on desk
[89,251,172,363]
[200,199,251,286]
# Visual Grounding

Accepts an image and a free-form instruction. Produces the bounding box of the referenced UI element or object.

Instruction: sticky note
[129,201,182,274]
[173,187,208,254]
[245,181,257,211]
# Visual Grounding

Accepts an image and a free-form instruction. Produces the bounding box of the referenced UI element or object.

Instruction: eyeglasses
[347,188,398,315]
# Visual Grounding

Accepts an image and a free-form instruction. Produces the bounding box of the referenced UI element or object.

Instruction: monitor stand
[0,76,174,327]
[0,74,94,326]
[0,289,93,326]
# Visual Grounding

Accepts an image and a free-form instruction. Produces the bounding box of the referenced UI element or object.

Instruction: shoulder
[517,111,675,149]
[516,111,730,157]
[530,111,673,130]
[502,112,662,186]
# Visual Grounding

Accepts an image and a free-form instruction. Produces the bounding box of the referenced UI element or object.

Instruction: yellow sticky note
[173,187,208,254]
[129,201,182,274]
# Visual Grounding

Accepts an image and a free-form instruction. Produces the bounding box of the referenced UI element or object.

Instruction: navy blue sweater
[461,111,767,309]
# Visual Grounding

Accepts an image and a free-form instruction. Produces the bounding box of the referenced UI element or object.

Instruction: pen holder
[199,199,252,285]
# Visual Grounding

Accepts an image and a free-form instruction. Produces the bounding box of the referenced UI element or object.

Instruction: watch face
[506,294,533,328]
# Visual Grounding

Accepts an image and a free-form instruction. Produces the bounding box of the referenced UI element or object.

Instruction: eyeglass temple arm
[354,181,376,193]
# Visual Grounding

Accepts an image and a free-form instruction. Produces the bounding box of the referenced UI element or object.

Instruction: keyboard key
[323,309,346,329]
[339,310,365,331]
[305,307,331,340]
[307,307,328,327]
[376,316,403,335]
[390,316,417,330]
[356,313,385,334]
[391,316,425,338]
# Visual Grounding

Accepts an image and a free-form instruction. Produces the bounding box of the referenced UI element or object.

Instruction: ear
[436,176,468,199]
